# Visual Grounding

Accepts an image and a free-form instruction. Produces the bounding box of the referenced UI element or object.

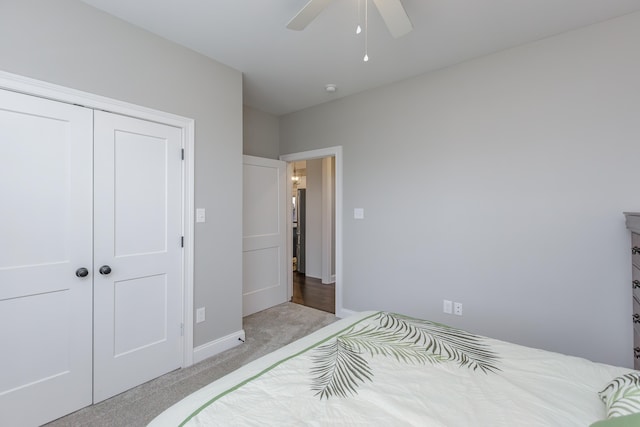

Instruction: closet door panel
[113,130,168,256]
[93,111,183,403]
[0,89,93,426]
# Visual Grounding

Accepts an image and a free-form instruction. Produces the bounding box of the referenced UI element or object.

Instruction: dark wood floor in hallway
[291,272,335,314]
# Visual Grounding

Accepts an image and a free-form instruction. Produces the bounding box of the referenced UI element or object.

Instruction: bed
[149,311,640,426]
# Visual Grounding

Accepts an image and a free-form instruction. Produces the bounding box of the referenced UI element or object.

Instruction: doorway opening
[290,160,334,313]
[281,147,343,317]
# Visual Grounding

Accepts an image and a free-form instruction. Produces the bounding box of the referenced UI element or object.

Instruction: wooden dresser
[624,212,640,370]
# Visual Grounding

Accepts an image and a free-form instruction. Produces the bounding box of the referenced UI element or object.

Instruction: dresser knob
[634,314,640,323]
[633,247,640,255]
[634,280,640,289]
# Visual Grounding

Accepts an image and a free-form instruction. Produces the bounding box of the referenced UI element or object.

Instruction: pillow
[599,373,640,418]
[590,412,640,427]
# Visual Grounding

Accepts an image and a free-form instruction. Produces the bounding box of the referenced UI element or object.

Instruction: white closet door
[242,155,287,316]
[0,90,93,426]
[93,111,183,403]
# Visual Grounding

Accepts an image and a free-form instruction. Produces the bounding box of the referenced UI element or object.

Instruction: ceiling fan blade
[286,0,334,31]
[371,0,413,38]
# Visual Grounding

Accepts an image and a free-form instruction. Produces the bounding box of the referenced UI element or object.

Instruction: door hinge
[181,148,184,160]
[181,236,184,248]
[180,323,184,337]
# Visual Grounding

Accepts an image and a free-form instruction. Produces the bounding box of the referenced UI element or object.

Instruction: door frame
[280,146,346,317]
[0,70,196,366]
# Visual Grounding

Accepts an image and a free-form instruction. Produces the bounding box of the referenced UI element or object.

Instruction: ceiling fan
[287,0,413,38]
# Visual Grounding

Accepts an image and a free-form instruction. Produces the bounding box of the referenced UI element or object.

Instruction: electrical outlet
[454,302,463,316]
[443,299,452,314]
[196,307,206,323]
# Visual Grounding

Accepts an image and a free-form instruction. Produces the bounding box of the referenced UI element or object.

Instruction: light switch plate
[443,300,452,314]
[354,208,364,219]
[196,208,206,223]
[196,307,206,323]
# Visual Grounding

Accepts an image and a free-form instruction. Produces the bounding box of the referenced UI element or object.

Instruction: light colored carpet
[45,302,337,427]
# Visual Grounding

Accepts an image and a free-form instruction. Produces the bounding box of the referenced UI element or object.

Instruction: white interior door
[93,111,183,402]
[0,90,93,426]
[243,155,287,316]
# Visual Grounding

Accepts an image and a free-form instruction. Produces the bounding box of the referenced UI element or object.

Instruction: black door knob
[75,267,89,278]
[99,265,112,275]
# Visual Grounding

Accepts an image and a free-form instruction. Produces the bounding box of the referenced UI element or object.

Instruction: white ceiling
[81,0,640,116]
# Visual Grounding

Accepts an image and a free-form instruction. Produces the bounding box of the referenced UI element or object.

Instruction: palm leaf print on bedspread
[310,312,501,399]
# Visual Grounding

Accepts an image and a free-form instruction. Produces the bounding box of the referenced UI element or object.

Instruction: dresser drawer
[634,296,640,335]
[634,265,640,301]
[624,215,640,369]
[633,233,640,269]
[635,328,640,370]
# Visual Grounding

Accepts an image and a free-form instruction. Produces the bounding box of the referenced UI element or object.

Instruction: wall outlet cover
[454,302,463,316]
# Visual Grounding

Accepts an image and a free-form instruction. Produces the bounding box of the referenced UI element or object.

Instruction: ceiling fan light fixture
[287,0,412,38]
[287,0,411,63]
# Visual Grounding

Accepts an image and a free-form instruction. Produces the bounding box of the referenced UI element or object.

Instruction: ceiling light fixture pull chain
[363,0,369,62]
[356,0,362,34]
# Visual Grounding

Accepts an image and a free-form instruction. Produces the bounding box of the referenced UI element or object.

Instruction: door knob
[99,265,112,275]
[75,267,89,278]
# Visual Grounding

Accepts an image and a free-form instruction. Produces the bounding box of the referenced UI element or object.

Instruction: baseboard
[321,274,336,285]
[192,329,246,364]
[336,308,357,319]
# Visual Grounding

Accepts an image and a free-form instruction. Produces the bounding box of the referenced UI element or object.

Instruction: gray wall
[243,105,280,159]
[0,0,243,347]
[280,12,640,367]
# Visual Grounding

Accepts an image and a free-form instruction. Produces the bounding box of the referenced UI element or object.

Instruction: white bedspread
[149,311,632,426]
